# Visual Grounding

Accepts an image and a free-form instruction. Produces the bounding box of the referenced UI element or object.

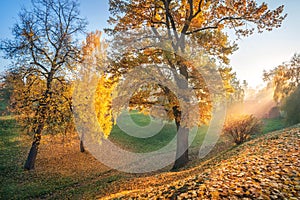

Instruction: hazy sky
[0,0,299,88]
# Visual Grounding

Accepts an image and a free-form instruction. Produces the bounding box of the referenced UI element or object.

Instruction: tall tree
[0,0,87,170]
[107,0,286,169]
[264,53,300,104]
[73,31,116,150]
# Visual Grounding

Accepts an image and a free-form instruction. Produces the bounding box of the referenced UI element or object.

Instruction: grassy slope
[1,117,142,199]
[0,111,211,199]
[262,117,286,134]
[0,115,126,199]
[0,105,295,199]
[109,112,210,153]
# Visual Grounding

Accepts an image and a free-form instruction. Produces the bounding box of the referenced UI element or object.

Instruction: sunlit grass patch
[109,111,210,153]
[262,117,286,134]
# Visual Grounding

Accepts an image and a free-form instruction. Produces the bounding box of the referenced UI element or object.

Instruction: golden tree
[5,70,74,136]
[73,31,116,151]
[106,0,286,169]
[264,53,300,104]
[0,0,87,170]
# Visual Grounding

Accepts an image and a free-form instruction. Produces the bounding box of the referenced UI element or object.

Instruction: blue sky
[229,0,300,88]
[0,0,299,88]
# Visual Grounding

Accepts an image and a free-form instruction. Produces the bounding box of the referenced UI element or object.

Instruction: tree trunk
[80,133,85,152]
[24,72,53,170]
[24,124,44,170]
[163,56,190,170]
[80,139,85,152]
[172,115,189,170]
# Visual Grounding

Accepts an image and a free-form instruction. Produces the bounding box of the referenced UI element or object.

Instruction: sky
[0,0,299,88]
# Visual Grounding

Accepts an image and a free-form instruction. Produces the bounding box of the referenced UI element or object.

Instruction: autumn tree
[0,0,87,170]
[73,31,116,151]
[264,53,300,124]
[264,53,300,104]
[282,85,300,125]
[4,68,74,134]
[226,69,245,105]
[106,0,286,169]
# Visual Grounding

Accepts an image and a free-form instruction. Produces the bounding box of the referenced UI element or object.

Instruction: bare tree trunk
[80,132,85,152]
[172,61,190,170]
[172,117,189,170]
[24,92,48,170]
[80,139,85,153]
[162,58,190,170]
[24,123,44,170]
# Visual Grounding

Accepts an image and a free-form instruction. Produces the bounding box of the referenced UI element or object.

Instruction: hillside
[0,112,299,199]
[101,125,300,199]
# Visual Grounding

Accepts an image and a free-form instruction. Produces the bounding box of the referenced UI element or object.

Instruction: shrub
[282,86,300,125]
[223,115,263,145]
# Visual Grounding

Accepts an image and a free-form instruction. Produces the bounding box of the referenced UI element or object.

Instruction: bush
[223,115,263,145]
[282,86,300,125]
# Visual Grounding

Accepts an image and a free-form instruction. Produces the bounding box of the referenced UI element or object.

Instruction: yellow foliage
[94,75,116,138]
[7,73,74,135]
[73,30,117,142]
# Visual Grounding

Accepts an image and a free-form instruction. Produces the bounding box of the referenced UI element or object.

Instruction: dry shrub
[223,115,263,145]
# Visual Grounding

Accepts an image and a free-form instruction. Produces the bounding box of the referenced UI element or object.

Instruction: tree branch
[186,16,245,35]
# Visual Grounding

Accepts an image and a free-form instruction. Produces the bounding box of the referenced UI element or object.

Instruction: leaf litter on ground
[101,125,300,200]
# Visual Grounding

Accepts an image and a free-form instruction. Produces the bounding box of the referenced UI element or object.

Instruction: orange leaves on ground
[103,127,300,199]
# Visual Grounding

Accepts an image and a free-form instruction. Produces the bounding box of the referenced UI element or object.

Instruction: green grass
[110,111,177,152]
[262,117,286,134]
[110,122,177,153]
[110,113,290,154]
[109,111,209,153]
[0,116,27,199]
